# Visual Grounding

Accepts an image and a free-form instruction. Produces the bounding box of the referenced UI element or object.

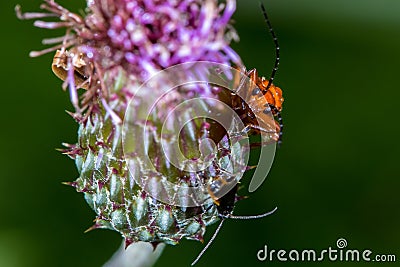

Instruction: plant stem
[103,241,165,267]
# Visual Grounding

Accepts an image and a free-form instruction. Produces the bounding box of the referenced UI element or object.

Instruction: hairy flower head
[17,0,241,114]
[16,0,252,248]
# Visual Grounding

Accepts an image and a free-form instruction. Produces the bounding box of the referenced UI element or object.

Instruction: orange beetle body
[248,68,284,112]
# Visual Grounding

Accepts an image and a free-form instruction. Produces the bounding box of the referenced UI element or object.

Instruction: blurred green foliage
[1,0,399,266]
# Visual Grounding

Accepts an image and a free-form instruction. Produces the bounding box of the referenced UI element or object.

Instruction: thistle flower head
[17,0,241,114]
[83,0,241,79]
[17,0,261,252]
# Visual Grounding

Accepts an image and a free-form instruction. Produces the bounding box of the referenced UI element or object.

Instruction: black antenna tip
[260,2,266,11]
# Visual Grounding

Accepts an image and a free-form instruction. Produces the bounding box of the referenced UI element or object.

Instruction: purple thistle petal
[33,20,73,29]
[15,5,57,19]
[220,0,236,26]
[67,61,80,112]
[101,98,122,125]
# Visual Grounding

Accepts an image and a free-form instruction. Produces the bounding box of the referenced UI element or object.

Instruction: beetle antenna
[260,2,280,93]
[191,218,225,266]
[266,104,283,144]
[227,206,277,220]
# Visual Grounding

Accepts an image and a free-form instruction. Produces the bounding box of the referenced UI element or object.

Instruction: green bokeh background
[1,0,399,266]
